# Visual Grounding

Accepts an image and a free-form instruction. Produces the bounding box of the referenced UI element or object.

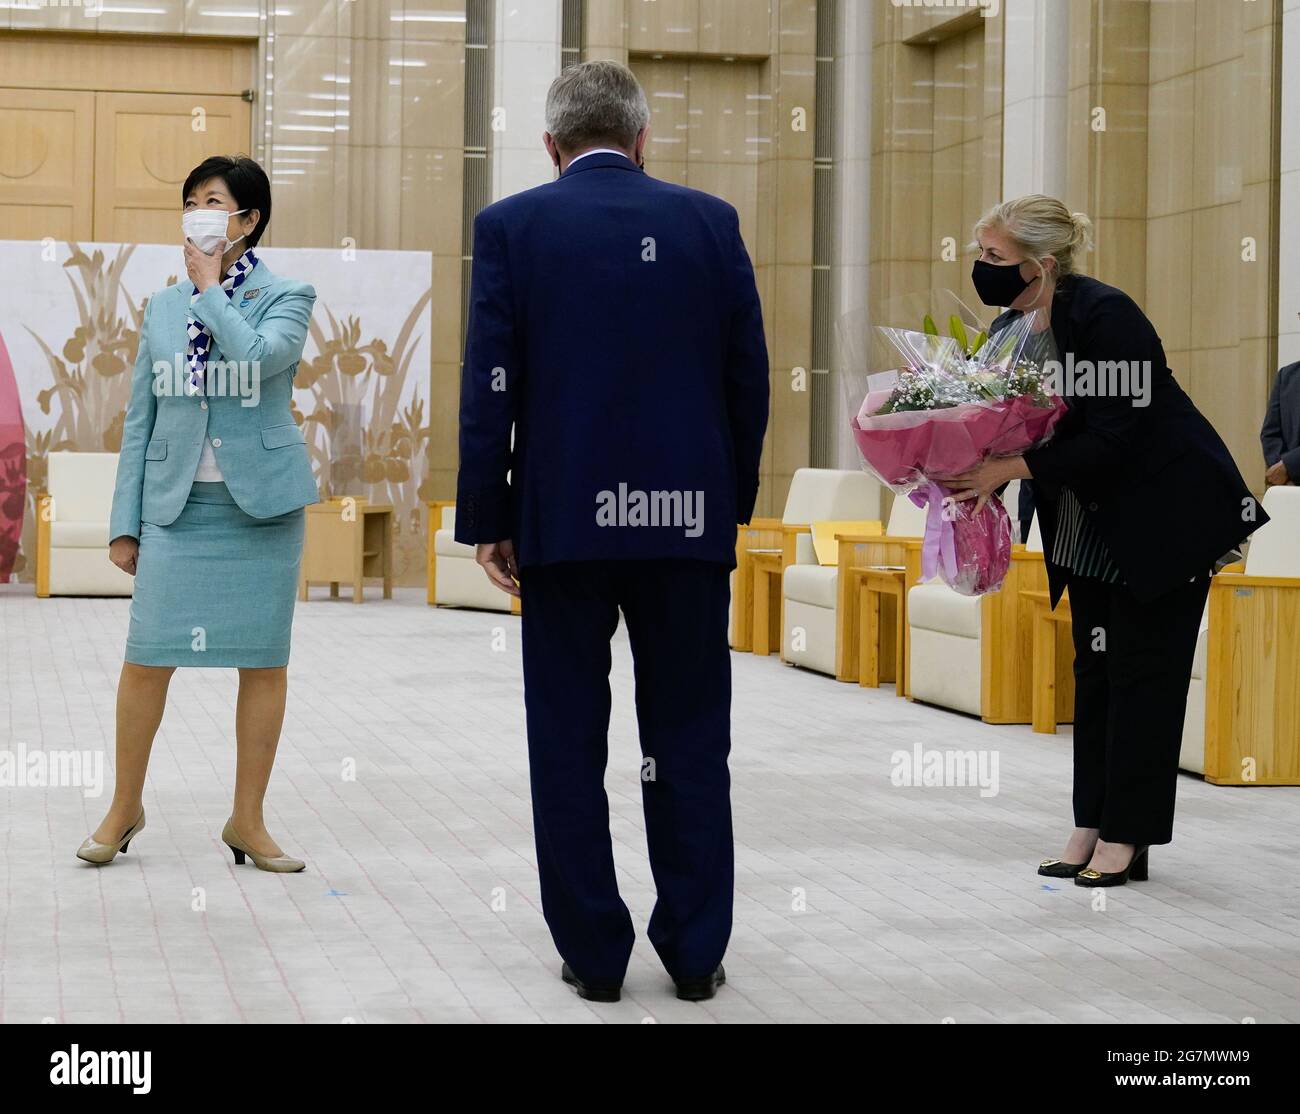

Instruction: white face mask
[182,207,248,254]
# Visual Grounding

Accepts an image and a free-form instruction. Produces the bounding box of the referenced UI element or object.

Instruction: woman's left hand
[943,455,1031,512]
[185,239,226,293]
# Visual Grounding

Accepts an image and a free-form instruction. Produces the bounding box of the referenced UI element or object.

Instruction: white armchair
[36,452,134,597]
[906,581,985,716]
[881,493,930,540]
[782,492,921,677]
[731,468,882,652]
[906,482,1048,721]
[1178,605,1211,775]
[780,530,839,675]
[426,502,514,612]
[781,468,883,531]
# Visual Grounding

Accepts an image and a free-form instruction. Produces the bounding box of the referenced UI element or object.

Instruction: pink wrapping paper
[909,483,1015,596]
[852,393,1066,596]
[852,393,1067,488]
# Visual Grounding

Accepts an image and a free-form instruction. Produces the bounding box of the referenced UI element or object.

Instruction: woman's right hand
[109,536,139,576]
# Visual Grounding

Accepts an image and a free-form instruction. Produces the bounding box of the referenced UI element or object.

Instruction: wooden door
[0,89,95,241]
[93,91,253,244]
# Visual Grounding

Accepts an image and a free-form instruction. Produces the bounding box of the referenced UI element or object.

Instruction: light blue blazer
[110,260,321,542]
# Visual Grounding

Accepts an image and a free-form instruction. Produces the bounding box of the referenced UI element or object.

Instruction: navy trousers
[519,559,734,985]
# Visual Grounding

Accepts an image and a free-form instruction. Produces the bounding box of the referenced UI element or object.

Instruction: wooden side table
[1204,571,1300,785]
[1021,589,1075,734]
[301,499,393,603]
[731,520,784,650]
[749,550,784,657]
[858,567,908,692]
[835,534,922,686]
[974,545,1049,724]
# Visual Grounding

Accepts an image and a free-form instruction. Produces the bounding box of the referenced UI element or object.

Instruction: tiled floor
[2,586,1299,1024]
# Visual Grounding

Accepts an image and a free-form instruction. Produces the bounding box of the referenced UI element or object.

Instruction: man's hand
[1265,460,1291,487]
[184,239,225,293]
[476,539,520,597]
[109,536,139,576]
[944,455,1032,513]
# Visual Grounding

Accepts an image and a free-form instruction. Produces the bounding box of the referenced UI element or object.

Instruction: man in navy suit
[455,60,769,1002]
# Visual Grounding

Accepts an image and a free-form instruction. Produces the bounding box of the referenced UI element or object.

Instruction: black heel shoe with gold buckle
[1037,858,1087,879]
[1075,846,1149,888]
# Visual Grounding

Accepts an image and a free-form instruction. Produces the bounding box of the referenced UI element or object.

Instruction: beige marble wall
[259,1,468,500]
[928,20,1001,311]
[1142,0,1281,487]
[1281,0,1300,370]
[591,0,818,519]
[631,57,763,249]
[1,0,469,504]
[870,3,1004,329]
[1059,0,1283,486]
[1064,0,1149,300]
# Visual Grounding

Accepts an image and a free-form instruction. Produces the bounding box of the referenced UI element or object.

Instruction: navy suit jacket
[454,152,770,569]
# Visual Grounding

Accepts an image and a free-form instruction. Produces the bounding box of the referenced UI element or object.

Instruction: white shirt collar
[566,148,631,169]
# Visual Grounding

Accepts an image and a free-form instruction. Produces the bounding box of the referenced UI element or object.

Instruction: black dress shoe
[1037,857,1087,879]
[1075,846,1149,888]
[674,964,726,1002]
[561,962,622,1003]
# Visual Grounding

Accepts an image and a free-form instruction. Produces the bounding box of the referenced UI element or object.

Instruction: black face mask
[971,258,1037,307]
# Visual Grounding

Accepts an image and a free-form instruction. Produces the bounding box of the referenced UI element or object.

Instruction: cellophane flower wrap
[847,309,1067,596]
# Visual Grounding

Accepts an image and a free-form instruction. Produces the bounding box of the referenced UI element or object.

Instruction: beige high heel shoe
[76,809,145,865]
[221,819,306,873]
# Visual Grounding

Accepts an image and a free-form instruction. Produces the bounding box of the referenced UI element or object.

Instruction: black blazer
[1262,361,1300,481]
[995,274,1266,606]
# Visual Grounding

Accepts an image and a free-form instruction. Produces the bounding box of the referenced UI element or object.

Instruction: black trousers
[519,559,733,985]
[1066,573,1210,846]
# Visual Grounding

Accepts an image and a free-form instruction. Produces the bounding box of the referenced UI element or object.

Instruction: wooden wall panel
[0,32,252,97]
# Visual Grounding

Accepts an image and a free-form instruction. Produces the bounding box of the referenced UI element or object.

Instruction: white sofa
[36,452,134,597]
[1178,606,1211,775]
[730,467,882,650]
[906,481,1025,716]
[782,491,924,676]
[429,504,512,612]
[1179,485,1300,774]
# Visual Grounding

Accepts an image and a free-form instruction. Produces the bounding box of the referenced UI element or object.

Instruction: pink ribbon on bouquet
[909,482,958,585]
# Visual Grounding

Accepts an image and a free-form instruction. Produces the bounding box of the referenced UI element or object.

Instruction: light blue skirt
[126,482,305,668]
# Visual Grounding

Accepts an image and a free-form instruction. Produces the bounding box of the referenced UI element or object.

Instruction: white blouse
[194,435,224,482]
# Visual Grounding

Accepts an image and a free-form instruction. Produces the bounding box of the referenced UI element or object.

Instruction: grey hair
[544,60,651,154]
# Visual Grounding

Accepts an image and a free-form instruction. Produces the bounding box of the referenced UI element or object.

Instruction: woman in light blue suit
[78,156,319,872]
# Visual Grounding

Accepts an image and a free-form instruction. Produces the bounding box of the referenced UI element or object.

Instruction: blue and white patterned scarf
[186,249,258,394]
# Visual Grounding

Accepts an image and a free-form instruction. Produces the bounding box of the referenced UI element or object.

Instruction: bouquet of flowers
[846,308,1067,595]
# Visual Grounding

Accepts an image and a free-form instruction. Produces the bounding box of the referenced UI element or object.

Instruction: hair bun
[1070,211,1095,253]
